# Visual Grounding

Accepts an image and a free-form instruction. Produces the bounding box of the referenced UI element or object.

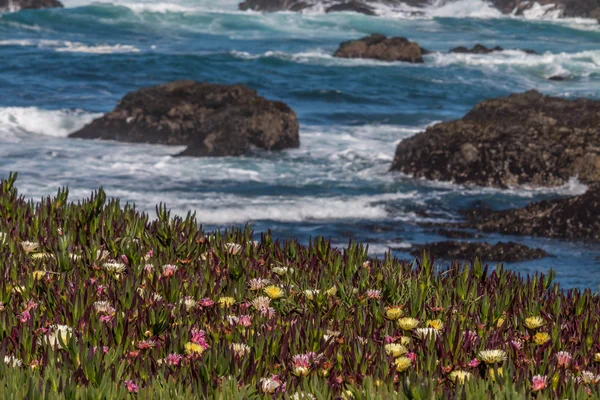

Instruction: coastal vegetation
[1,172,599,398]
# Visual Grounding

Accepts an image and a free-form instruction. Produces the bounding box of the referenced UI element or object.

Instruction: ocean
[1,0,600,289]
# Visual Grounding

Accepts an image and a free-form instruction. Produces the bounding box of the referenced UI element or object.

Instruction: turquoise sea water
[1,0,600,289]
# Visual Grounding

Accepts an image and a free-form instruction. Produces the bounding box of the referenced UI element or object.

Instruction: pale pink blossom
[468,358,480,368]
[531,375,547,392]
[124,380,139,393]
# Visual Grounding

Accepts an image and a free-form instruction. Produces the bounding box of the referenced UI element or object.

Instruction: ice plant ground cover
[1,172,600,399]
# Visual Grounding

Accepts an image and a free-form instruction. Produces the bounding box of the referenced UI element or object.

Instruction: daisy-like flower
[385,307,403,321]
[272,266,293,276]
[4,355,23,368]
[102,262,126,277]
[184,342,206,356]
[225,243,242,255]
[93,301,116,315]
[180,297,198,311]
[218,296,235,308]
[263,285,285,300]
[365,289,381,299]
[291,392,316,400]
[509,339,523,350]
[448,370,472,385]
[326,286,337,297]
[291,354,312,377]
[248,278,270,291]
[165,353,183,366]
[252,296,271,310]
[384,343,408,358]
[21,241,40,253]
[393,356,412,372]
[137,340,157,350]
[32,270,47,280]
[161,264,178,277]
[397,317,419,331]
[96,250,110,261]
[230,343,251,358]
[124,380,139,394]
[323,330,341,341]
[31,253,54,260]
[199,298,214,307]
[414,327,439,340]
[426,319,444,331]
[304,290,320,301]
[555,351,572,368]
[594,353,600,363]
[400,336,411,346]
[43,325,75,349]
[478,350,507,365]
[260,375,284,394]
[468,358,480,368]
[531,375,547,392]
[533,332,551,346]
[578,371,600,385]
[524,316,546,330]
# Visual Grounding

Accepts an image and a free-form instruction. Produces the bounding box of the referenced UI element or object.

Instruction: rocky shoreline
[411,241,549,262]
[0,0,62,11]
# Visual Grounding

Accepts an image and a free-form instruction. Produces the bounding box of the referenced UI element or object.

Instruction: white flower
[180,297,197,311]
[4,355,22,368]
[304,290,320,300]
[414,328,440,340]
[578,371,600,385]
[478,349,507,365]
[96,250,110,261]
[323,330,341,341]
[230,343,250,357]
[102,262,126,276]
[225,243,242,255]
[272,266,293,276]
[248,278,270,291]
[31,253,54,260]
[260,377,282,394]
[93,301,115,315]
[43,325,75,349]
[251,296,271,310]
[291,392,316,400]
[21,241,40,253]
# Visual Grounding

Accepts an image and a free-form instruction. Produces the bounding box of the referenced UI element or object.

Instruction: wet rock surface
[333,34,428,63]
[412,241,550,262]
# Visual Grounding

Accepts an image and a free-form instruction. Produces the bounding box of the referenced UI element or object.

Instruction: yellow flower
[263,285,284,300]
[384,343,408,358]
[184,342,205,355]
[32,270,46,280]
[326,286,337,297]
[448,370,472,384]
[397,317,419,331]
[496,317,505,327]
[399,336,411,346]
[304,290,319,300]
[218,296,235,308]
[533,332,551,346]
[594,353,600,363]
[488,366,503,381]
[478,350,507,365]
[393,357,412,372]
[524,316,546,330]
[426,319,444,331]
[292,366,310,377]
[21,241,40,253]
[31,253,54,260]
[385,307,403,321]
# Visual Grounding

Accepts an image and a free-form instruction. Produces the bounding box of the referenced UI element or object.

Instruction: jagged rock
[0,0,62,11]
[411,241,550,262]
[391,90,600,188]
[435,229,482,239]
[70,81,300,157]
[333,34,428,63]
[463,185,600,241]
[549,75,568,81]
[449,44,536,54]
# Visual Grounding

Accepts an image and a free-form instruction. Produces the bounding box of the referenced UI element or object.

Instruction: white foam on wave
[0,39,140,54]
[428,49,600,78]
[0,107,100,140]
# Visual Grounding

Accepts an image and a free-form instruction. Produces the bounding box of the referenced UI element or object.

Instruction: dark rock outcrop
[549,75,568,81]
[449,44,536,54]
[412,241,549,262]
[333,34,428,63]
[463,185,600,241]
[435,229,482,239]
[391,90,600,188]
[0,0,62,10]
[70,81,300,157]
[238,0,600,20]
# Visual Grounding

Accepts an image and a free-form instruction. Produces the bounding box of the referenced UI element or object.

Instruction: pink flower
[531,375,547,392]
[166,353,183,366]
[463,330,478,344]
[121,255,129,264]
[100,315,113,323]
[384,336,395,344]
[199,298,214,307]
[97,285,107,295]
[162,264,178,278]
[18,311,31,323]
[24,300,37,311]
[555,351,572,368]
[468,358,480,368]
[406,352,416,362]
[124,380,139,393]
[238,315,252,327]
[190,329,209,349]
[510,339,523,350]
[137,340,157,350]
[366,289,381,299]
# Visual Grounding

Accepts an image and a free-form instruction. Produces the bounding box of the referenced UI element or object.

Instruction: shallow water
[1,0,600,290]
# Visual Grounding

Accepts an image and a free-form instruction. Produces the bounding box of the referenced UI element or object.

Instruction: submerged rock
[0,0,63,11]
[449,44,536,54]
[549,75,568,81]
[411,241,549,262]
[463,185,600,241]
[391,90,600,188]
[70,81,300,157]
[333,34,428,63]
